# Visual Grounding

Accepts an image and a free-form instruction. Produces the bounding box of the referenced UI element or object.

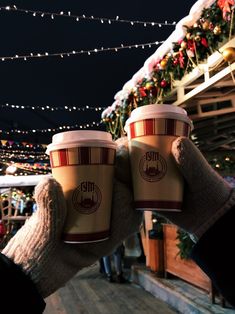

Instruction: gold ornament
[180,41,187,49]
[160,59,168,69]
[193,22,199,28]
[186,33,191,40]
[213,25,221,35]
[145,82,152,90]
[222,47,235,63]
[202,20,210,30]
[194,35,201,42]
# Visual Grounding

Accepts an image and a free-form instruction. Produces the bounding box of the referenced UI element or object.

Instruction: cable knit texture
[167,137,235,238]
[2,142,142,298]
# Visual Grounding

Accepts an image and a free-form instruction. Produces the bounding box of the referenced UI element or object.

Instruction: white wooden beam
[173,62,235,106]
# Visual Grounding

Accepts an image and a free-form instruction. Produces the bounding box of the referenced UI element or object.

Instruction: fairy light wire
[0,40,164,61]
[0,5,176,27]
[1,103,106,111]
[0,121,103,135]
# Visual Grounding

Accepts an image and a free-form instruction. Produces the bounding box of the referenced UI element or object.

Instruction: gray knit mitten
[2,143,142,298]
[114,136,235,239]
[165,137,235,239]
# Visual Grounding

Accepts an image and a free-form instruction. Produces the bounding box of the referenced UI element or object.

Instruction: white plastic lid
[46,130,116,154]
[124,104,193,130]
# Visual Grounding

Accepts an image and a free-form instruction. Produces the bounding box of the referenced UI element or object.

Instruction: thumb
[3,177,67,264]
[115,136,132,185]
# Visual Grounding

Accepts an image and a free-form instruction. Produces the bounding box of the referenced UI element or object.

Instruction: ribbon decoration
[179,51,185,68]
[217,0,235,20]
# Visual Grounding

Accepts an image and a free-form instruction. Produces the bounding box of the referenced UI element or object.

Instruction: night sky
[0,0,196,144]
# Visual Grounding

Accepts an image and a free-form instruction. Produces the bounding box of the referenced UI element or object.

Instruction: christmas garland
[102,0,235,139]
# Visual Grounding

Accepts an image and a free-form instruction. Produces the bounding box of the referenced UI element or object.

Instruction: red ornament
[209,22,214,30]
[160,80,168,88]
[173,59,179,66]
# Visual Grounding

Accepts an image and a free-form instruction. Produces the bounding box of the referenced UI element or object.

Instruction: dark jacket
[191,207,235,308]
[0,253,45,313]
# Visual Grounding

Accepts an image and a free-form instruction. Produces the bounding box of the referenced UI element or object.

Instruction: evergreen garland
[102,1,235,136]
[176,229,195,260]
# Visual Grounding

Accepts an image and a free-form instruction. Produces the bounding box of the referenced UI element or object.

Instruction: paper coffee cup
[46,130,116,243]
[124,104,193,212]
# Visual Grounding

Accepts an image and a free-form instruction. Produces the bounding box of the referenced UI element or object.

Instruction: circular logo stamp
[72,181,102,214]
[139,151,167,182]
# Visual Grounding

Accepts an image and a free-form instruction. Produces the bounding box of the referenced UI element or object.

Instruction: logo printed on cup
[139,151,167,182]
[72,181,102,215]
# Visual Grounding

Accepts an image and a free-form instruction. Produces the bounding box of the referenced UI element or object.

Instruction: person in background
[22,199,34,216]
[32,202,37,213]
[98,258,105,274]
[102,244,126,283]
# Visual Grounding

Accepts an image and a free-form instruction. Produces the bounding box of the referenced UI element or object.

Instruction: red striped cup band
[128,118,190,139]
[50,147,116,168]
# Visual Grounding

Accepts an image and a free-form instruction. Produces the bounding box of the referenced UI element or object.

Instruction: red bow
[201,38,209,48]
[139,87,147,97]
[217,0,234,19]
[179,51,185,68]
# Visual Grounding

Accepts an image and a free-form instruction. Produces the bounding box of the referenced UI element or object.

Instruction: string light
[0,142,47,149]
[1,5,177,27]
[0,149,47,155]
[0,161,50,175]
[0,153,49,163]
[0,40,164,62]
[0,149,49,162]
[0,120,102,135]
[0,143,49,161]
[0,143,50,175]
[0,103,105,112]
[1,161,50,172]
